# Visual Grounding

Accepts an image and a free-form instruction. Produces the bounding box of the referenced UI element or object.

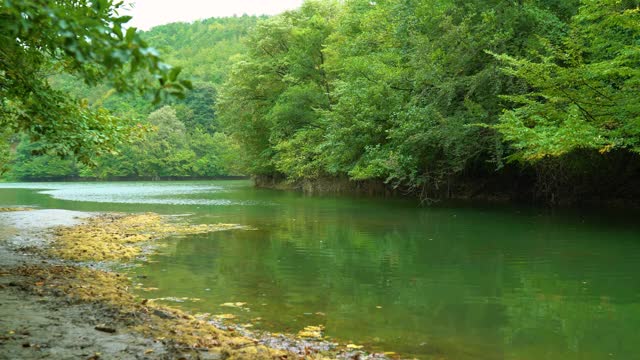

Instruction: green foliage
[0,130,13,177]
[4,0,639,201]
[173,82,218,133]
[64,106,242,179]
[494,0,640,161]
[0,0,191,164]
[142,16,259,84]
[3,13,259,180]
[220,0,640,201]
[321,0,582,190]
[217,1,338,177]
[5,136,79,180]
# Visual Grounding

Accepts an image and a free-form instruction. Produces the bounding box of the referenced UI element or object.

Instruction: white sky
[123,0,306,30]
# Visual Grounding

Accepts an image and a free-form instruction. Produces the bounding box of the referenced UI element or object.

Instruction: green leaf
[169,67,182,82]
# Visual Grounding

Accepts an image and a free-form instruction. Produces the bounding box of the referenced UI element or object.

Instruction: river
[0,180,639,359]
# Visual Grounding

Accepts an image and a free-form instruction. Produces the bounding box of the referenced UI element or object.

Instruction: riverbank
[253,160,640,208]
[0,208,393,360]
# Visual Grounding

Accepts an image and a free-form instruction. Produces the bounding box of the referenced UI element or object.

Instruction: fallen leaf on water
[376,306,382,309]
[220,302,246,308]
[144,349,154,354]
[151,296,201,303]
[346,344,363,349]
[214,314,236,320]
[297,325,324,339]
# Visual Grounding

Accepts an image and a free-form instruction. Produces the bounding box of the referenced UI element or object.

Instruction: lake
[0,180,639,359]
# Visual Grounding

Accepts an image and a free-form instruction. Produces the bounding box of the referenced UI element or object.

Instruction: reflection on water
[1,181,639,359]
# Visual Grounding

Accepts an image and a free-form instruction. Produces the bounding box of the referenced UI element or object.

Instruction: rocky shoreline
[0,208,395,360]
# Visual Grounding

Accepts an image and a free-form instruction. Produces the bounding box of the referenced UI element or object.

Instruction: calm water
[1,181,639,359]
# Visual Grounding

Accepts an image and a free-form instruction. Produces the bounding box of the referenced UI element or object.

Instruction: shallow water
[1,180,639,359]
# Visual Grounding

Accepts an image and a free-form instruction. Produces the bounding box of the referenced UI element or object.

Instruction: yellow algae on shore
[0,207,33,212]
[7,212,380,359]
[50,213,243,261]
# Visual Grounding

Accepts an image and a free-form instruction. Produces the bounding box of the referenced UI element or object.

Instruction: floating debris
[220,302,247,308]
[297,325,324,339]
[214,314,237,320]
[149,297,202,303]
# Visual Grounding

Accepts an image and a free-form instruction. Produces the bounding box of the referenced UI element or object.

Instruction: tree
[0,0,192,165]
[217,0,339,177]
[322,0,581,194]
[218,0,586,198]
[5,136,79,180]
[173,82,218,133]
[0,129,12,176]
[494,0,640,161]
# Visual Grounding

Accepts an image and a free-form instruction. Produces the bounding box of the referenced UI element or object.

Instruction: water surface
[1,181,639,359]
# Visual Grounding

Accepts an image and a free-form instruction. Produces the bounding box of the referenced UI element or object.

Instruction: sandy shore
[0,209,392,360]
[0,210,178,359]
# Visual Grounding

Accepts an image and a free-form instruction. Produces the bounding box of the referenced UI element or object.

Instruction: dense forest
[3,0,640,205]
[217,0,640,205]
[1,15,260,180]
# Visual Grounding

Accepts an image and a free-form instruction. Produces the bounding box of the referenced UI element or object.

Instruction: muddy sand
[0,210,176,359]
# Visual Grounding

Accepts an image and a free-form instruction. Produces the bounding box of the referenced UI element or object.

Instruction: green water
[1,181,639,359]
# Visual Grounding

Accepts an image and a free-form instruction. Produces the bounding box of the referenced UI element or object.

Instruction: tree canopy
[0,0,191,166]
[494,0,640,161]
[217,0,640,203]
[2,0,639,204]
[2,14,258,180]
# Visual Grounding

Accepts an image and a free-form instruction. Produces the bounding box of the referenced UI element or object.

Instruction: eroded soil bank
[0,208,393,360]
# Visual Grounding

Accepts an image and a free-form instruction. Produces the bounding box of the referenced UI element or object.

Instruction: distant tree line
[2,15,259,180]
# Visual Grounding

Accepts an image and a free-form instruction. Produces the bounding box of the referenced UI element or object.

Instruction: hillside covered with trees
[2,15,260,180]
[3,0,640,205]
